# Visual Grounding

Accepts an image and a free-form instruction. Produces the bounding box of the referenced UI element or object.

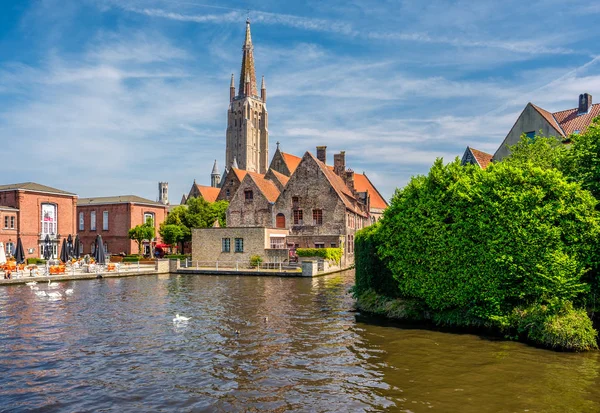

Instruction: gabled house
[268,143,302,177]
[264,168,289,192]
[217,167,249,202]
[227,172,281,227]
[273,152,370,266]
[493,93,599,161]
[187,180,220,203]
[461,147,494,169]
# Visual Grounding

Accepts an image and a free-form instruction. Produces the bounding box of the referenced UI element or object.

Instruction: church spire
[238,19,258,97]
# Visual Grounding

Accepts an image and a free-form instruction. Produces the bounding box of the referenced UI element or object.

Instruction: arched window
[276,213,286,228]
[41,203,57,237]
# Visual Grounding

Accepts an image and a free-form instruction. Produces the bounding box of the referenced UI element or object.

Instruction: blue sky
[1,0,599,203]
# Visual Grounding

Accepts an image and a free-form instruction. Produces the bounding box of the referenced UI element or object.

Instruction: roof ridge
[530,103,566,137]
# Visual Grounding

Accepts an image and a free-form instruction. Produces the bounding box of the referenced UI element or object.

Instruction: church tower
[226,19,269,174]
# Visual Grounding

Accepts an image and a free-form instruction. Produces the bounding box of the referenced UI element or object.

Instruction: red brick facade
[77,199,168,256]
[0,185,77,260]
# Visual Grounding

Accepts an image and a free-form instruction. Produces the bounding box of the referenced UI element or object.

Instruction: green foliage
[354,223,398,297]
[561,117,600,201]
[159,224,185,247]
[163,199,229,251]
[296,248,342,264]
[26,258,46,265]
[123,256,141,263]
[512,300,598,351]
[505,133,568,170]
[249,254,263,267]
[163,254,190,260]
[128,217,156,255]
[361,157,600,349]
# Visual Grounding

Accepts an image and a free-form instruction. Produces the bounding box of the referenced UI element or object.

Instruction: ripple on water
[3,272,600,412]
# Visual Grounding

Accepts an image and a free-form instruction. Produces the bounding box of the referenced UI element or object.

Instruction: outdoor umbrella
[66,234,73,259]
[43,234,52,260]
[94,234,106,265]
[73,234,81,259]
[14,238,25,264]
[60,238,69,263]
[0,242,6,265]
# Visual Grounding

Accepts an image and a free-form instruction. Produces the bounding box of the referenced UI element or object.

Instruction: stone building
[192,227,289,265]
[226,171,281,227]
[217,167,248,202]
[463,93,600,167]
[225,19,269,174]
[77,195,168,256]
[272,152,370,266]
[0,182,77,260]
[186,180,220,204]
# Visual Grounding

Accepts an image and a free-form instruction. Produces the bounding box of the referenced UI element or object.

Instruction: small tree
[128,217,156,256]
[159,223,184,251]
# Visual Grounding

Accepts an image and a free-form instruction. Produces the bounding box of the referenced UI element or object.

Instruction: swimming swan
[173,314,190,323]
[65,289,74,295]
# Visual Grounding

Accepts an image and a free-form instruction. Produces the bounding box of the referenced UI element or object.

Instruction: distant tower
[211,160,221,187]
[158,182,169,205]
[225,19,269,174]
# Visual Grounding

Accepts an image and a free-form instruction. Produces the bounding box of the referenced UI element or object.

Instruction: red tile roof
[309,153,367,217]
[469,147,493,169]
[531,104,565,137]
[231,168,249,182]
[353,173,388,210]
[194,185,220,203]
[281,152,302,174]
[246,172,281,202]
[268,169,290,187]
[553,103,600,136]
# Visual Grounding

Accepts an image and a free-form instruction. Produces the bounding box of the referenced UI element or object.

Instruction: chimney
[346,169,355,193]
[333,151,346,176]
[316,146,327,164]
[578,93,592,114]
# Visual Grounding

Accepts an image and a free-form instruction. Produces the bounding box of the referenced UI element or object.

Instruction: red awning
[155,243,171,249]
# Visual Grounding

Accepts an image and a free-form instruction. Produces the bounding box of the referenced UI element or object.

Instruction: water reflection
[1,271,600,412]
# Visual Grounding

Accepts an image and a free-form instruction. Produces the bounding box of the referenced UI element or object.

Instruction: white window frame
[79,212,84,231]
[90,211,96,231]
[103,211,109,231]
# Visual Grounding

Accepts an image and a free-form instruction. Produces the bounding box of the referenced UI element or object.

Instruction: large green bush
[354,223,398,297]
[377,159,599,326]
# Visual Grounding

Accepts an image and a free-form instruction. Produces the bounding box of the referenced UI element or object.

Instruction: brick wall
[0,189,77,259]
[226,177,273,227]
[77,202,168,255]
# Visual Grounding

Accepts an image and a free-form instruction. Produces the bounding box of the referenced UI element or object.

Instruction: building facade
[225,19,269,174]
[0,182,77,260]
[77,195,168,256]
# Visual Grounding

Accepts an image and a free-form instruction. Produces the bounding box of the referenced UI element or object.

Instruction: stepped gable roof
[281,152,302,174]
[78,195,164,206]
[553,103,600,136]
[467,147,493,169]
[353,173,388,209]
[193,184,220,203]
[246,171,281,202]
[267,169,289,187]
[0,182,75,196]
[307,152,367,217]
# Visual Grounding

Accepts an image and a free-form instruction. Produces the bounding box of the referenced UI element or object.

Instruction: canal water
[1,271,600,412]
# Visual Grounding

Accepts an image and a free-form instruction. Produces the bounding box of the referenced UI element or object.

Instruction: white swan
[30,286,39,291]
[173,314,191,323]
[35,291,47,297]
[47,291,62,299]
[65,289,74,295]
[26,281,37,286]
[48,280,58,288]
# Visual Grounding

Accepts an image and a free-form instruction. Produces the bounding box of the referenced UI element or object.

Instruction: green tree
[505,133,568,170]
[158,224,185,249]
[128,217,156,256]
[561,117,600,201]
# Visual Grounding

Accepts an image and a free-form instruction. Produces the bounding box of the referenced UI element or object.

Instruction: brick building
[226,171,281,227]
[0,182,77,260]
[77,195,168,256]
